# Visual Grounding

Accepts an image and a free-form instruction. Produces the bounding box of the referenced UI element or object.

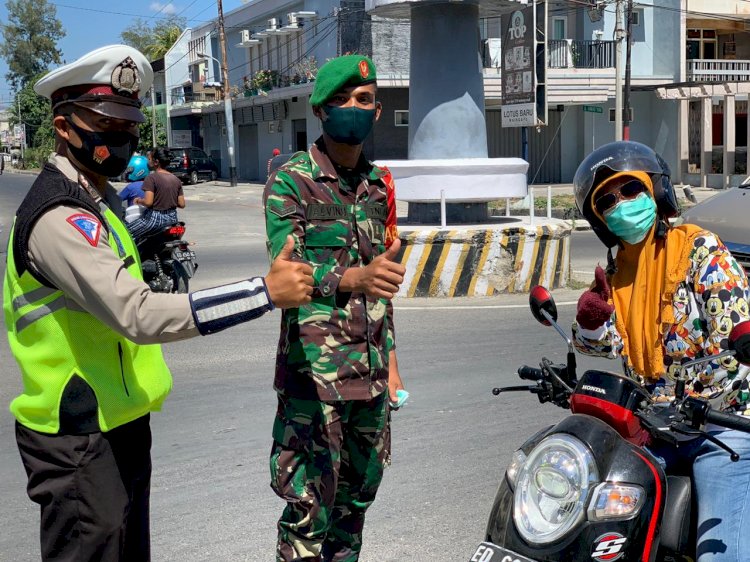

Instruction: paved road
[0,172,616,561]
[570,230,608,284]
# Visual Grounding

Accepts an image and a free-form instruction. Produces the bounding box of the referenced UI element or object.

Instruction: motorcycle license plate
[470,542,538,562]
[174,249,196,261]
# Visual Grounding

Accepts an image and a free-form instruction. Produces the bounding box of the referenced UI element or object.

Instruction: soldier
[263,54,407,562]
[4,44,312,562]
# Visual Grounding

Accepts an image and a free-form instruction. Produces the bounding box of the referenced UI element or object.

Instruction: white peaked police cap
[34,44,154,123]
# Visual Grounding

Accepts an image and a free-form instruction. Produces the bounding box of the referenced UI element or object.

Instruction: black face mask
[65,118,138,178]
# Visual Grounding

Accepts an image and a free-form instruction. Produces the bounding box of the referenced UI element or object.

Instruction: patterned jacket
[263,139,396,401]
[573,232,750,414]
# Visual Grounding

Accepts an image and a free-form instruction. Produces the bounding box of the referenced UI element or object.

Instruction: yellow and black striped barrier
[393,224,571,297]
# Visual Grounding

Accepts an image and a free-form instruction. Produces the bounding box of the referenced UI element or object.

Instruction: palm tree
[145,23,182,60]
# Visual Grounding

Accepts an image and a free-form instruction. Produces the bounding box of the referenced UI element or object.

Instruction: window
[394,111,409,127]
[687,29,718,60]
[630,9,640,26]
[609,107,634,122]
[552,17,567,40]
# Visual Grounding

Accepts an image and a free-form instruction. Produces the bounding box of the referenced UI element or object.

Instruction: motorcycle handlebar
[518,365,544,382]
[705,408,750,434]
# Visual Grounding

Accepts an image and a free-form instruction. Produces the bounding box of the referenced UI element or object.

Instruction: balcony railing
[170,91,221,106]
[548,40,615,69]
[688,59,750,82]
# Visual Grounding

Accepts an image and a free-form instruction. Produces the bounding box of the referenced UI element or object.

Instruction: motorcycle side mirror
[729,322,750,365]
[530,285,558,326]
[529,286,576,381]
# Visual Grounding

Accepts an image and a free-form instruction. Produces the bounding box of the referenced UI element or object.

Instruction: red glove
[576,266,615,330]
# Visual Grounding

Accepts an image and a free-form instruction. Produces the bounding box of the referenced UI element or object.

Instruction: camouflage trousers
[269,392,391,562]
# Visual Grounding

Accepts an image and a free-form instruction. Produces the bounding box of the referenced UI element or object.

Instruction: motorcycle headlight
[513,434,598,545]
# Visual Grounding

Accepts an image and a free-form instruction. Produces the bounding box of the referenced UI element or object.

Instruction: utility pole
[17,96,24,163]
[151,84,157,148]
[217,0,238,186]
[623,0,633,140]
[614,0,624,141]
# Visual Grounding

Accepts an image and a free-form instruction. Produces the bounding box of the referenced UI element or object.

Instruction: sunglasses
[594,180,647,214]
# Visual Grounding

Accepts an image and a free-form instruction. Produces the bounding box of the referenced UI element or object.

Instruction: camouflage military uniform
[264,138,396,562]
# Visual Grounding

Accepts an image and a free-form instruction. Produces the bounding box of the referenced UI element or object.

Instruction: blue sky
[0,0,244,108]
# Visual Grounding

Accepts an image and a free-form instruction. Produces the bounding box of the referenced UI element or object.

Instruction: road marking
[395,301,577,311]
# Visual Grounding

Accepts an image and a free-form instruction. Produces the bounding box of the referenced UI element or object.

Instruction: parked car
[166,146,219,185]
[681,180,750,270]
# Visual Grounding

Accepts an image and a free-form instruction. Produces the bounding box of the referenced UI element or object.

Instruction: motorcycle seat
[660,475,693,553]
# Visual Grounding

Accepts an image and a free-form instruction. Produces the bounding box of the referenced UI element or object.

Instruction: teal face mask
[603,192,657,245]
[321,105,376,145]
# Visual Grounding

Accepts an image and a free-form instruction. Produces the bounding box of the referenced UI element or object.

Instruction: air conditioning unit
[268,17,279,29]
[238,30,261,47]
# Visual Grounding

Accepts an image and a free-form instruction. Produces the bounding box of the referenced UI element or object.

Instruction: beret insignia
[111,56,141,96]
[359,60,369,79]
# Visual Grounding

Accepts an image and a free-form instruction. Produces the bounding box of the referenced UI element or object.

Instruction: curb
[395,224,572,297]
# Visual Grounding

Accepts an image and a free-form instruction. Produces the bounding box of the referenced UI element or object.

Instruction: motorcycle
[471,286,750,562]
[136,222,197,293]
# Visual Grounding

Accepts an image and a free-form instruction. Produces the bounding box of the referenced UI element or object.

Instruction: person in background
[119,153,148,207]
[127,147,183,240]
[268,147,281,179]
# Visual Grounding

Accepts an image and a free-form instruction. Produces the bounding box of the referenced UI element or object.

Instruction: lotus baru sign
[501,2,547,128]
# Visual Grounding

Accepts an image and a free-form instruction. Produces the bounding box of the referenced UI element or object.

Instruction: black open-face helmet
[573,141,679,248]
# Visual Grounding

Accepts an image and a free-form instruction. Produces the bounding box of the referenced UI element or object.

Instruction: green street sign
[583,105,603,114]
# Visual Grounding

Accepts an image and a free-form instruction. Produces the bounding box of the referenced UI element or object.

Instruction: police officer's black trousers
[16,415,152,562]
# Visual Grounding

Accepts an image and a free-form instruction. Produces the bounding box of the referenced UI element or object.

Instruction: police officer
[4,44,312,562]
[263,54,406,562]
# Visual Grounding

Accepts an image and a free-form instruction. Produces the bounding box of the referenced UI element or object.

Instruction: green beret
[309,55,377,107]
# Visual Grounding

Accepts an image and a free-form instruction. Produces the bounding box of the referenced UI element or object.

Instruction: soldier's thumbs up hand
[265,235,314,309]
[351,238,406,300]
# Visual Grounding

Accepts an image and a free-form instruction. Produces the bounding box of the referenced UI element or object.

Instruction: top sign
[583,105,603,114]
[501,2,547,128]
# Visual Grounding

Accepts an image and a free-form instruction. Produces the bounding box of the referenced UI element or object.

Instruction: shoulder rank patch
[66,213,102,247]
[269,203,297,218]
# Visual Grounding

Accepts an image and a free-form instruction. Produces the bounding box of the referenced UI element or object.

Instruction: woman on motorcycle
[127,147,185,241]
[572,140,750,561]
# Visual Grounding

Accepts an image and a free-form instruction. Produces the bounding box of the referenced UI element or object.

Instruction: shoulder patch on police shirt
[269,203,297,218]
[66,213,102,246]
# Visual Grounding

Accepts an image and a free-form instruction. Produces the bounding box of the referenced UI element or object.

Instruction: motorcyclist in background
[120,154,148,223]
[127,148,184,240]
[571,140,750,561]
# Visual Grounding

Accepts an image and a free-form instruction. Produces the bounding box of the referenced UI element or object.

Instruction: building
[164,0,750,186]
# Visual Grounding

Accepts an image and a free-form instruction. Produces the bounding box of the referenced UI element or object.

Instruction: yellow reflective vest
[3,204,172,434]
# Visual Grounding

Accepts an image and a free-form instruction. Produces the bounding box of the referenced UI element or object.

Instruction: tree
[119,18,154,55]
[9,71,54,168]
[121,16,185,61]
[0,0,64,91]
[138,108,167,153]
